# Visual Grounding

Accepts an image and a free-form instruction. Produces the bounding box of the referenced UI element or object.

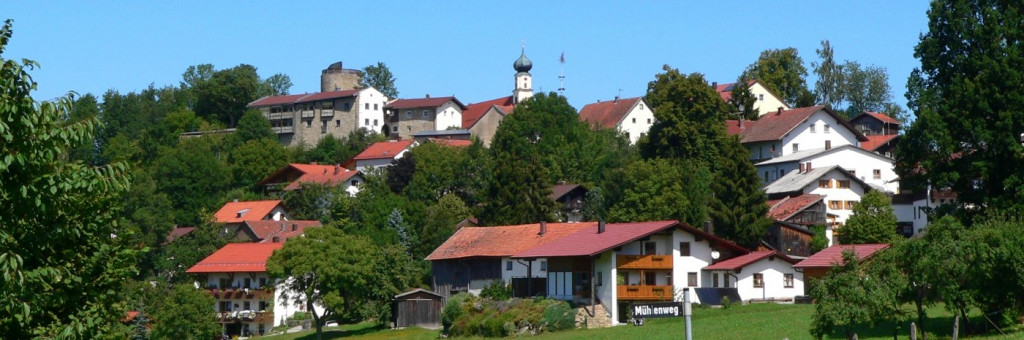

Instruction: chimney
[272,236,280,243]
[539,221,547,236]
[292,223,298,231]
[799,163,805,173]
[614,96,619,103]
[739,117,744,129]
[704,221,714,235]
[712,81,718,89]
[425,93,430,99]
[280,223,285,232]
[233,198,239,203]
[598,220,606,234]
[777,107,784,116]
[806,162,812,171]
[334,164,341,175]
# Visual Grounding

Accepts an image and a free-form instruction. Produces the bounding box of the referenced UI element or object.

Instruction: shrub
[480,280,512,300]
[442,293,473,333]
[541,300,575,331]
[720,296,733,309]
[445,296,576,337]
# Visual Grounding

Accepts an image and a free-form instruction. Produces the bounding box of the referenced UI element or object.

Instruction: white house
[248,87,388,148]
[257,163,363,197]
[578,97,655,144]
[715,80,791,117]
[764,165,873,245]
[383,96,467,140]
[187,243,322,338]
[727,105,868,162]
[703,251,804,302]
[345,140,418,173]
[754,145,898,193]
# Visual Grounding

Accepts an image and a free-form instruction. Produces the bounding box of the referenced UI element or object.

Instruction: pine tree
[709,136,773,247]
[728,78,759,120]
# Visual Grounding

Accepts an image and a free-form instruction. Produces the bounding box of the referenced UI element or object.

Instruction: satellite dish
[711,250,721,260]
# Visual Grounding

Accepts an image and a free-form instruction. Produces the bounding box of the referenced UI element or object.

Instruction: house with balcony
[764,165,874,246]
[753,144,898,193]
[549,183,587,223]
[257,163,363,196]
[726,105,868,163]
[384,96,466,140]
[578,96,655,144]
[229,220,322,243]
[764,194,827,257]
[715,79,791,117]
[851,111,902,157]
[247,87,388,148]
[344,140,417,173]
[186,243,314,338]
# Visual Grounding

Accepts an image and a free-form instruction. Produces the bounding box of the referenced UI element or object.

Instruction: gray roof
[755,144,893,166]
[764,166,842,194]
[410,129,471,137]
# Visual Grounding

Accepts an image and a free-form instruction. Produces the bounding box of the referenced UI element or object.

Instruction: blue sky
[2,1,930,112]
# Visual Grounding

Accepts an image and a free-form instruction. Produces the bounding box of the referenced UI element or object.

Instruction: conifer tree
[709,136,773,247]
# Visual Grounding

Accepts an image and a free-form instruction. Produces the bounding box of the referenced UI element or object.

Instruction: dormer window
[824,124,831,133]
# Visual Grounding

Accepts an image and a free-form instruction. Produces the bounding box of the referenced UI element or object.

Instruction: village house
[549,183,587,223]
[726,105,868,163]
[427,220,804,325]
[257,163,363,196]
[764,194,827,257]
[764,165,873,245]
[214,200,289,224]
[851,111,902,157]
[384,96,466,140]
[753,144,898,193]
[793,243,890,280]
[715,79,791,117]
[578,96,655,144]
[344,139,417,172]
[460,48,536,146]
[187,243,319,338]
[228,220,322,243]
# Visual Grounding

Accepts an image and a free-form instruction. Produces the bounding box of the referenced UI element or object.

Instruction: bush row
[442,293,576,337]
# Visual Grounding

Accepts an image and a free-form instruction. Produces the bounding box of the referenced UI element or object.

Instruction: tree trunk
[310,300,324,340]
[952,314,959,340]
[915,288,926,340]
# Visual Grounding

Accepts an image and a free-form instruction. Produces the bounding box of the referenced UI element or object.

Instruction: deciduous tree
[152,137,233,226]
[150,285,219,340]
[641,66,729,166]
[837,190,899,244]
[608,159,710,226]
[358,62,399,99]
[741,48,814,107]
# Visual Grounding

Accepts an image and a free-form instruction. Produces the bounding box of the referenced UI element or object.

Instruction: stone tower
[512,48,534,104]
[321,61,362,92]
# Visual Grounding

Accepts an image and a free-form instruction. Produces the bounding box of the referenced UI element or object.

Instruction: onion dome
[513,48,533,73]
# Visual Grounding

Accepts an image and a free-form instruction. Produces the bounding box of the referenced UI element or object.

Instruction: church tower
[512,47,534,104]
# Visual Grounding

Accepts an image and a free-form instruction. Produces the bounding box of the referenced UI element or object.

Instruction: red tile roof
[186,243,284,273]
[427,138,473,147]
[513,221,749,258]
[578,97,642,129]
[241,220,322,242]
[734,106,868,143]
[725,119,750,136]
[703,250,796,271]
[793,243,890,268]
[385,96,466,110]
[425,222,593,260]
[214,200,283,224]
[351,140,416,161]
[258,163,361,190]
[859,134,900,152]
[860,112,901,125]
[767,194,825,221]
[462,96,514,129]
[247,90,361,108]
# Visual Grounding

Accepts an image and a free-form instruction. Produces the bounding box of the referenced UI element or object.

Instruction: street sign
[630,301,685,319]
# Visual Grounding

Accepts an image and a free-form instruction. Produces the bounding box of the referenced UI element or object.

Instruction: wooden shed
[392,289,444,329]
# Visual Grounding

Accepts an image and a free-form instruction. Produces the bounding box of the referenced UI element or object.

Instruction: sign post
[683,287,692,340]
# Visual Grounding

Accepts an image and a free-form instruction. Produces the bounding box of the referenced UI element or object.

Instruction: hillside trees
[0,19,139,337]
[708,136,773,247]
[897,0,1024,215]
[837,190,900,244]
[359,62,399,99]
[152,137,233,226]
[190,63,291,127]
[607,159,710,225]
[741,48,814,107]
[640,66,730,165]
[150,285,219,340]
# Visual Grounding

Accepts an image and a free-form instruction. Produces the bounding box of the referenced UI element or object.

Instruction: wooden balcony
[617,285,674,301]
[321,109,334,118]
[301,110,315,118]
[207,287,274,300]
[217,311,273,324]
[274,126,294,134]
[617,254,673,270]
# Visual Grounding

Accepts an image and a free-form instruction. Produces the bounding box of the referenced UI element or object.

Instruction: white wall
[893,197,929,235]
[269,206,288,221]
[434,101,463,130]
[594,251,618,325]
[274,278,326,327]
[726,259,804,302]
[501,257,548,282]
[751,83,791,117]
[618,101,655,145]
[756,147,899,192]
[356,88,387,131]
[781,111,860,157]
[671,229,714,304]
[803,171,869,245]
[343,174,364,197]
[355,159,395,173]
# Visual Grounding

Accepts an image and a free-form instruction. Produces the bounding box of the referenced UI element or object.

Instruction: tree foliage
[709,136,772,247]
[837,190,899,244]
[608,159,710,226]
[190,64,290,127]
[810,250,906,339]
[741,48,814,107]
[0,19,139,338]
[727,77,759,120]
[358,62,398,99]
[897,0,1024,215]
[641,66,729,166]
[150,285,219,340]
[152,137,233,226]
[812,40,844,109]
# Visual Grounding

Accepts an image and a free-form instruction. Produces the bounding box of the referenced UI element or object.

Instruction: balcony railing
[321,109,334,118]
[216,310,274,324]
[301,110,315,118]
[617,285,674,301]
[274,126,294,134]
[617,255,673,270]
[206,287,274,300]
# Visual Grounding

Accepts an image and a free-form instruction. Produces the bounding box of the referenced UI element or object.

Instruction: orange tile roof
[241,220,322,242]
[578,97,642,129]
[793,243,890,268]
[186,243,283,273]
[462,96,514,129]
[214,200,283,224]
[258,163,361,190]
[861,111,901,125]
[425,222,593,260]
[427,138,473,147]
[704,250,796,271]
[767,194,825,221]
[859,134,899,152]
[351,140,416,161]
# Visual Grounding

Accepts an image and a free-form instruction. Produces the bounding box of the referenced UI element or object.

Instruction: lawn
[266,303,1023,340]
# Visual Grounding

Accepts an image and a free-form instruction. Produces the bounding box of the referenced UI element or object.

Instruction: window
[422,110,430,118]
[810,124,816,133]
[753,273,764,288]
[784,274,794,288]
[828,200,842,210]
[350,180,359,186]
[365,103,369,110]
[506,261,513,271]
[373,119,378,126]
[626,132,631,141]
[687,272,698,287]
[873,169,882,179]
[219,301,231,312]
[679,242,691,256]
[764,171,769,182]
[825,140,832,149]
[712,273,719,288]
[243,301,251,310]
[824,124,831,133]
[724,274,730,287]
[305,120,312,128]
[596,272,603,286]
[244,278,251,289]
[837,180,851,188]
[365,118,369,125]
[792,143,799,152]
[392,126,398,132]
[644,272,656,285]
[373,103,378,110]
[406,111,412,118]
[322,101,333,110]
[321,121,328,133]
[849,170,856,176]
[335,119,340,127]
[647,118,651,124]
[818,180,832,188]
[640,103,644,110]
[632,118,636,123]
[642,241,657,255]
[343,102,351,111]
[758,94,764,100]
[259,301,268,311]
[220,278,231,289]
[259,277,267,288]
[846,201,857,210]
[540,261,547,271]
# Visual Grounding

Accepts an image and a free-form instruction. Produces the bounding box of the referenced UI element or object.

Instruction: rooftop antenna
[558,51,566,96]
